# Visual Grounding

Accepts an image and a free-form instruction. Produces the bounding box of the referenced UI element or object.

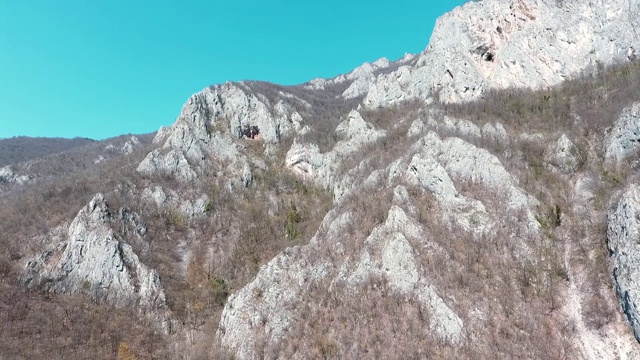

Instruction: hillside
[0,136,95,167]
[2,0,640,359]
[0,133,154,191]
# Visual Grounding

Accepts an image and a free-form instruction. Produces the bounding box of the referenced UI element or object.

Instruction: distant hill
[0,136,95,167]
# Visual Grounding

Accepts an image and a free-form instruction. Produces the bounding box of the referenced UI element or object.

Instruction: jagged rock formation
[331,204,464,342]
[286,109,386,199]
[144,0,640,185]
[0,166,30,185]
[329,0,640,106]
[608,185,640,342]
[209,1,640,357]
[22,194,172,331]
[141,185,209,220]
[548,134,582,174]
[605,102,640,164]
[137,82,314,184]
[121,135,142,155]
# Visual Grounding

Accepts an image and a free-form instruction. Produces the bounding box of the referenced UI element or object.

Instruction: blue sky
[0,1,467,140]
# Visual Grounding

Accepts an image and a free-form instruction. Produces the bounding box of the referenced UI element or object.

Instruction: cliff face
[359,0,640,105]
[22,194,173,332]
[608,185,640,342]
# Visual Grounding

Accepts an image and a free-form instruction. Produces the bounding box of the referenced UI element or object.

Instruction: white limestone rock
[94,155,105,164]
[414,131,537,215]
[608,185,640,342]
[361,0,640,107]
[405,151,494,234]
[22,194,171,330]
[219,202,463,358]
[407,118,426,138]
[549,134,582,173]
[142,185,170,207]
[0,166,30,185]
[482,122,508,144]
[219,246,330,360]
[142,185,209,220]
[335,205,464,342]
[121,135,141,155]
[304,56,401,95]
[604,102,640,164]
[139,82,297,183]
[137,149,197,181]
[286,110,386,198]
[285,139,323,181]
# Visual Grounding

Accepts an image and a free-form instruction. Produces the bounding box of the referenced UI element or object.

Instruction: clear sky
[0,1,468,140]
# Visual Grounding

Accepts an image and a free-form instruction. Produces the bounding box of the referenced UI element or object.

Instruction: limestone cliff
[355,0,640,106]
[22,194,172,332]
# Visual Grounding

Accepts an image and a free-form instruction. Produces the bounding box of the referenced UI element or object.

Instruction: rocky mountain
[4,0,640,359]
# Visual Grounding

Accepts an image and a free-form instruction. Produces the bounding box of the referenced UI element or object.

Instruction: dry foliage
[2,59,640,359]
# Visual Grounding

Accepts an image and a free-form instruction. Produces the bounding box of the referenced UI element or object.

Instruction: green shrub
[285,203,301,239]
[209,278,229,307]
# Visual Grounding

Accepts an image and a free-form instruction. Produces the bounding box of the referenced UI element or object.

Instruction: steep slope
[352,0,640,105]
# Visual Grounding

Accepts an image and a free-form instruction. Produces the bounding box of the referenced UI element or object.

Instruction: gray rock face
[121,135,141,155]
[304,56,413,95]
[332,205,464,342]
[286,109,386,200]
[141,185,210,220]
[358,0,640,107]
[22,194,171,330]
[406,131,538,233]
[138,149,198,181]
[608,185,640,342]
[107,0,640,355]
[605,102,640,164]
[481,122,508,144]
[548,134,582,173]
[0,166,31,185]
[138,81,308,183]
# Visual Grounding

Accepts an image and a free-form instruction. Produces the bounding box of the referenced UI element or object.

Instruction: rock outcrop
[286,109,386,200]
[141,185,210,220]
[25,0,637,357]
[0,166,30,185]
[605,102,640,165]
[608,185,640,342]
[137,81,312,184]
[548,134,582,174]
[352,0,640,106]
[218,196,466,359]
[121,135,142,155]
[22,194,172,331]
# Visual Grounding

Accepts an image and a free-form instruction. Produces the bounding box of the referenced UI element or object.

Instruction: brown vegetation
[2,58,640,359]
[0,136,95,167]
